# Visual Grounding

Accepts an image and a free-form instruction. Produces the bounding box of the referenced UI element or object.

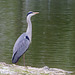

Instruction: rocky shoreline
[0,62,72,75]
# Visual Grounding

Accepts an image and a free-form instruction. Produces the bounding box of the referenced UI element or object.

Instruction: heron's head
[27,11,39,17]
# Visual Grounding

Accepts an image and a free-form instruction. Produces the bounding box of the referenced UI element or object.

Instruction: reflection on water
[0,0,75,74]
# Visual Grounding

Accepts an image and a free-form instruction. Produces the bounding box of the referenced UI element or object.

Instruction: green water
[0,0,75,74]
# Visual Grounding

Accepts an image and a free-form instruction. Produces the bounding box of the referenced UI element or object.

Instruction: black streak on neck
[26,36,30,41]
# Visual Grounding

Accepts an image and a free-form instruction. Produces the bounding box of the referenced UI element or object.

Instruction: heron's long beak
[33,12,39,15]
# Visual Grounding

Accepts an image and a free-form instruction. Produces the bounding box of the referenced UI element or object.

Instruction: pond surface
[0,0,75,74]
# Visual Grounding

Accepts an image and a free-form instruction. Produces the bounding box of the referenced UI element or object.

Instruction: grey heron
[12,11,39,65]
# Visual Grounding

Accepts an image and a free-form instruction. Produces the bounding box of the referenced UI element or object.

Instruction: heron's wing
[12,33,30,63]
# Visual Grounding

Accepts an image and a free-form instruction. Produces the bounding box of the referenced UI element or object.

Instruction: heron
[12,11,39,65]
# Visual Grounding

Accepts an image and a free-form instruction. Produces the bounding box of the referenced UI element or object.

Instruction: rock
[0,62,72,75]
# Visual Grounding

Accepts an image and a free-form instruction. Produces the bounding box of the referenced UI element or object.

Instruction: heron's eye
[27,11,33,16]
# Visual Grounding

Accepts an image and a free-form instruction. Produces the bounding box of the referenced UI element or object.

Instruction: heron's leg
[16,62,18,65]
[23,54,25,66]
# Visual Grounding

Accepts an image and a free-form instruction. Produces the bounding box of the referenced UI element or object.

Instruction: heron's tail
[12,52,21,64]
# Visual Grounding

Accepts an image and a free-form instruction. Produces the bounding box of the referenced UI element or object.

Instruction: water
[0,0,75,74]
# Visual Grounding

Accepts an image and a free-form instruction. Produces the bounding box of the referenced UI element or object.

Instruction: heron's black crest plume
[27,11,33,16]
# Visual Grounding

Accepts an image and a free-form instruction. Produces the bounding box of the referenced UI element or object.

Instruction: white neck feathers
[26,15,32,42]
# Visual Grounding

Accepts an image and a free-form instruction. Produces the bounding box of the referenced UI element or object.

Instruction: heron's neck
[26,16,32,42]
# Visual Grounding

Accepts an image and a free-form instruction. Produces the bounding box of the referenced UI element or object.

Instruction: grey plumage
[12,33,30,63]
[12,11,39,64]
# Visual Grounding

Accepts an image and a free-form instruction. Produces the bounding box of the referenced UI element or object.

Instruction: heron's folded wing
[12,33,30,63]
